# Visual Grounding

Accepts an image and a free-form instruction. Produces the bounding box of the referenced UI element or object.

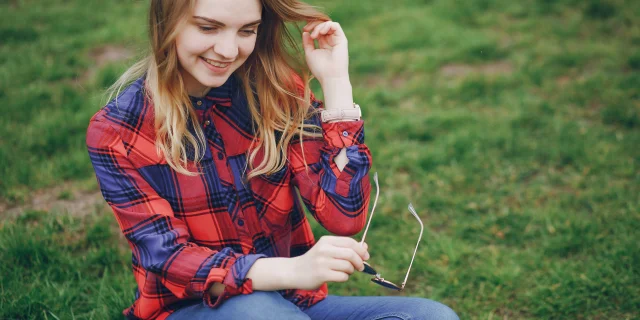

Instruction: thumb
[302,31,315,55]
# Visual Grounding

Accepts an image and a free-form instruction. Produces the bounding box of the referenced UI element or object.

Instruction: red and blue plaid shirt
[86,75,372,319]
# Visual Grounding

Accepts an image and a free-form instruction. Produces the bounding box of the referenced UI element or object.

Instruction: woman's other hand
[290,235,370,290]
[241,237,369,292]
[302,20,350,85]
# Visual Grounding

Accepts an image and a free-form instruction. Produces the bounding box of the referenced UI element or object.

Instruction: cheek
[175,38,192,67]
[239,39,257,58]
[176,32,210,60]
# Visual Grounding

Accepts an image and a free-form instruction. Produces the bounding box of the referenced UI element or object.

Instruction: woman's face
[176,0,262,96]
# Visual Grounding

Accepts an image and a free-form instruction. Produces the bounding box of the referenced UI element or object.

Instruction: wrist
[320,78,354,111]
[245,257,299,291]
[319,76,351,89]
[282,256,300,288]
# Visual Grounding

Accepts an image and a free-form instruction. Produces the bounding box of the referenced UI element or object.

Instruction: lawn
[0,0,638,319]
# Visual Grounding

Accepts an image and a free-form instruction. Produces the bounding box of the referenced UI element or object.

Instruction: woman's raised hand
[302,20,350,85]
[291,235,370,290]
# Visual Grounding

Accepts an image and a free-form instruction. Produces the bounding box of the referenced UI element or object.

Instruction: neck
[180,68,210,97]
[185,79,210,97]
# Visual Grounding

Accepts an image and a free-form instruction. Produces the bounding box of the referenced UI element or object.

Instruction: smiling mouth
[202,57,231,68]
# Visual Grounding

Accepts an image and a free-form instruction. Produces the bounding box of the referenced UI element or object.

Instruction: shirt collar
[189,74,237,110]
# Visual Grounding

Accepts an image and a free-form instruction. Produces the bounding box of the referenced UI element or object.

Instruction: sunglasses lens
[372,278,401,291]
[362,262,378,275]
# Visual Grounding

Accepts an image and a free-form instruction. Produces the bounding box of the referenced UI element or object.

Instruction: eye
[198,25,217,32]
[240,29,257,36]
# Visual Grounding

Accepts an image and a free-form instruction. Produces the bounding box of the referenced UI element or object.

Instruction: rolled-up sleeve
[288,92,373,237]
[86,119,265,311]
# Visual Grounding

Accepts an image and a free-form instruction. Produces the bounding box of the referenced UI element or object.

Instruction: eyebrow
[193,16,262,28]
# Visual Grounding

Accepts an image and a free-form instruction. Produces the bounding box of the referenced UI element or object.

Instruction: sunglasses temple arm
[360,172,379,246]
[401,203,424,289]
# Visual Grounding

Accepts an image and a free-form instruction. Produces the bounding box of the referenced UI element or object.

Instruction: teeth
[203,58,229,68]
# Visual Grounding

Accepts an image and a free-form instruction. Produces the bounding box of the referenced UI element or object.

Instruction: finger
[330,247,364,271]
[317,35,330,50]
[303,20,324,32]
[302,31,315,54]
[311,21,329,39]
[316,23,334,48]
[319,21,333,36]
[361,242,370,260]
[334,237,369,261]
[331,22,345,37]
[326,23,337,36]
[352,241,369,262]
[329,258,356,274]
[319,23,345,48]
[318,33,339,49]
[326,236,358,248]
[329,237,369,259]
[325,270,350,283]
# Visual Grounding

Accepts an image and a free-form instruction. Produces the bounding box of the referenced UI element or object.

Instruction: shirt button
[204,120,211,126]
[196,100,203,106]
[342,131,349,137]
[217,152,224,160]
[238,219,245,226]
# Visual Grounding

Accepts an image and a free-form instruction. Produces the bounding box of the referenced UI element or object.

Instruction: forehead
[193,0,262,25]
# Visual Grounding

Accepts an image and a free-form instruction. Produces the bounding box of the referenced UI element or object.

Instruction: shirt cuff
[321,120,365,149]
[203,254,267,308]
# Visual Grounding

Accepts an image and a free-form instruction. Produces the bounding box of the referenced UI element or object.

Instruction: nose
[213,32,238,61]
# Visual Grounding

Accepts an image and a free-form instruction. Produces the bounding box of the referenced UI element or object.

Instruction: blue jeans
[167,291,459,320]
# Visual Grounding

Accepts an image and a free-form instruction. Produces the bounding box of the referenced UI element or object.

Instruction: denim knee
[168,291,310,320]
[406,298,459,320]
[226,291,310,320]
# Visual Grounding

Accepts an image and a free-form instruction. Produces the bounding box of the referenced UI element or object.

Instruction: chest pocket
[137,150,227,214]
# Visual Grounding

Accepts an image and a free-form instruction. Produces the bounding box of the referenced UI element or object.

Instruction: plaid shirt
[86,75,372,320]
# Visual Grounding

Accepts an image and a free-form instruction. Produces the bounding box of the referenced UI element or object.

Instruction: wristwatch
[321,103,362,122]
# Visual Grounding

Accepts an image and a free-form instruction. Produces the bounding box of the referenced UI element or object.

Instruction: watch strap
[321,104,362,122]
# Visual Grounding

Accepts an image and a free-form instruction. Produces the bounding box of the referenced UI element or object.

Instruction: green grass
[1,0,639,319]
[0,210,133,319]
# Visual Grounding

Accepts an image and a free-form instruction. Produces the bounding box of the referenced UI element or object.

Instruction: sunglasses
[358,172,424,291]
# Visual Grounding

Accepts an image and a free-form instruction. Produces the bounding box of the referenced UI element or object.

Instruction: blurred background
[0,0,638,319]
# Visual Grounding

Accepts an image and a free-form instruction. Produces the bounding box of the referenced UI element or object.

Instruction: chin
[198,74,230,88]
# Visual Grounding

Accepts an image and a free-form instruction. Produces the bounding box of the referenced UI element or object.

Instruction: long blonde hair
[107,0,328,179]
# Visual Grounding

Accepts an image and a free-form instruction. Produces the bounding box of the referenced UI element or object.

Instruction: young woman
[87,0,459,319]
